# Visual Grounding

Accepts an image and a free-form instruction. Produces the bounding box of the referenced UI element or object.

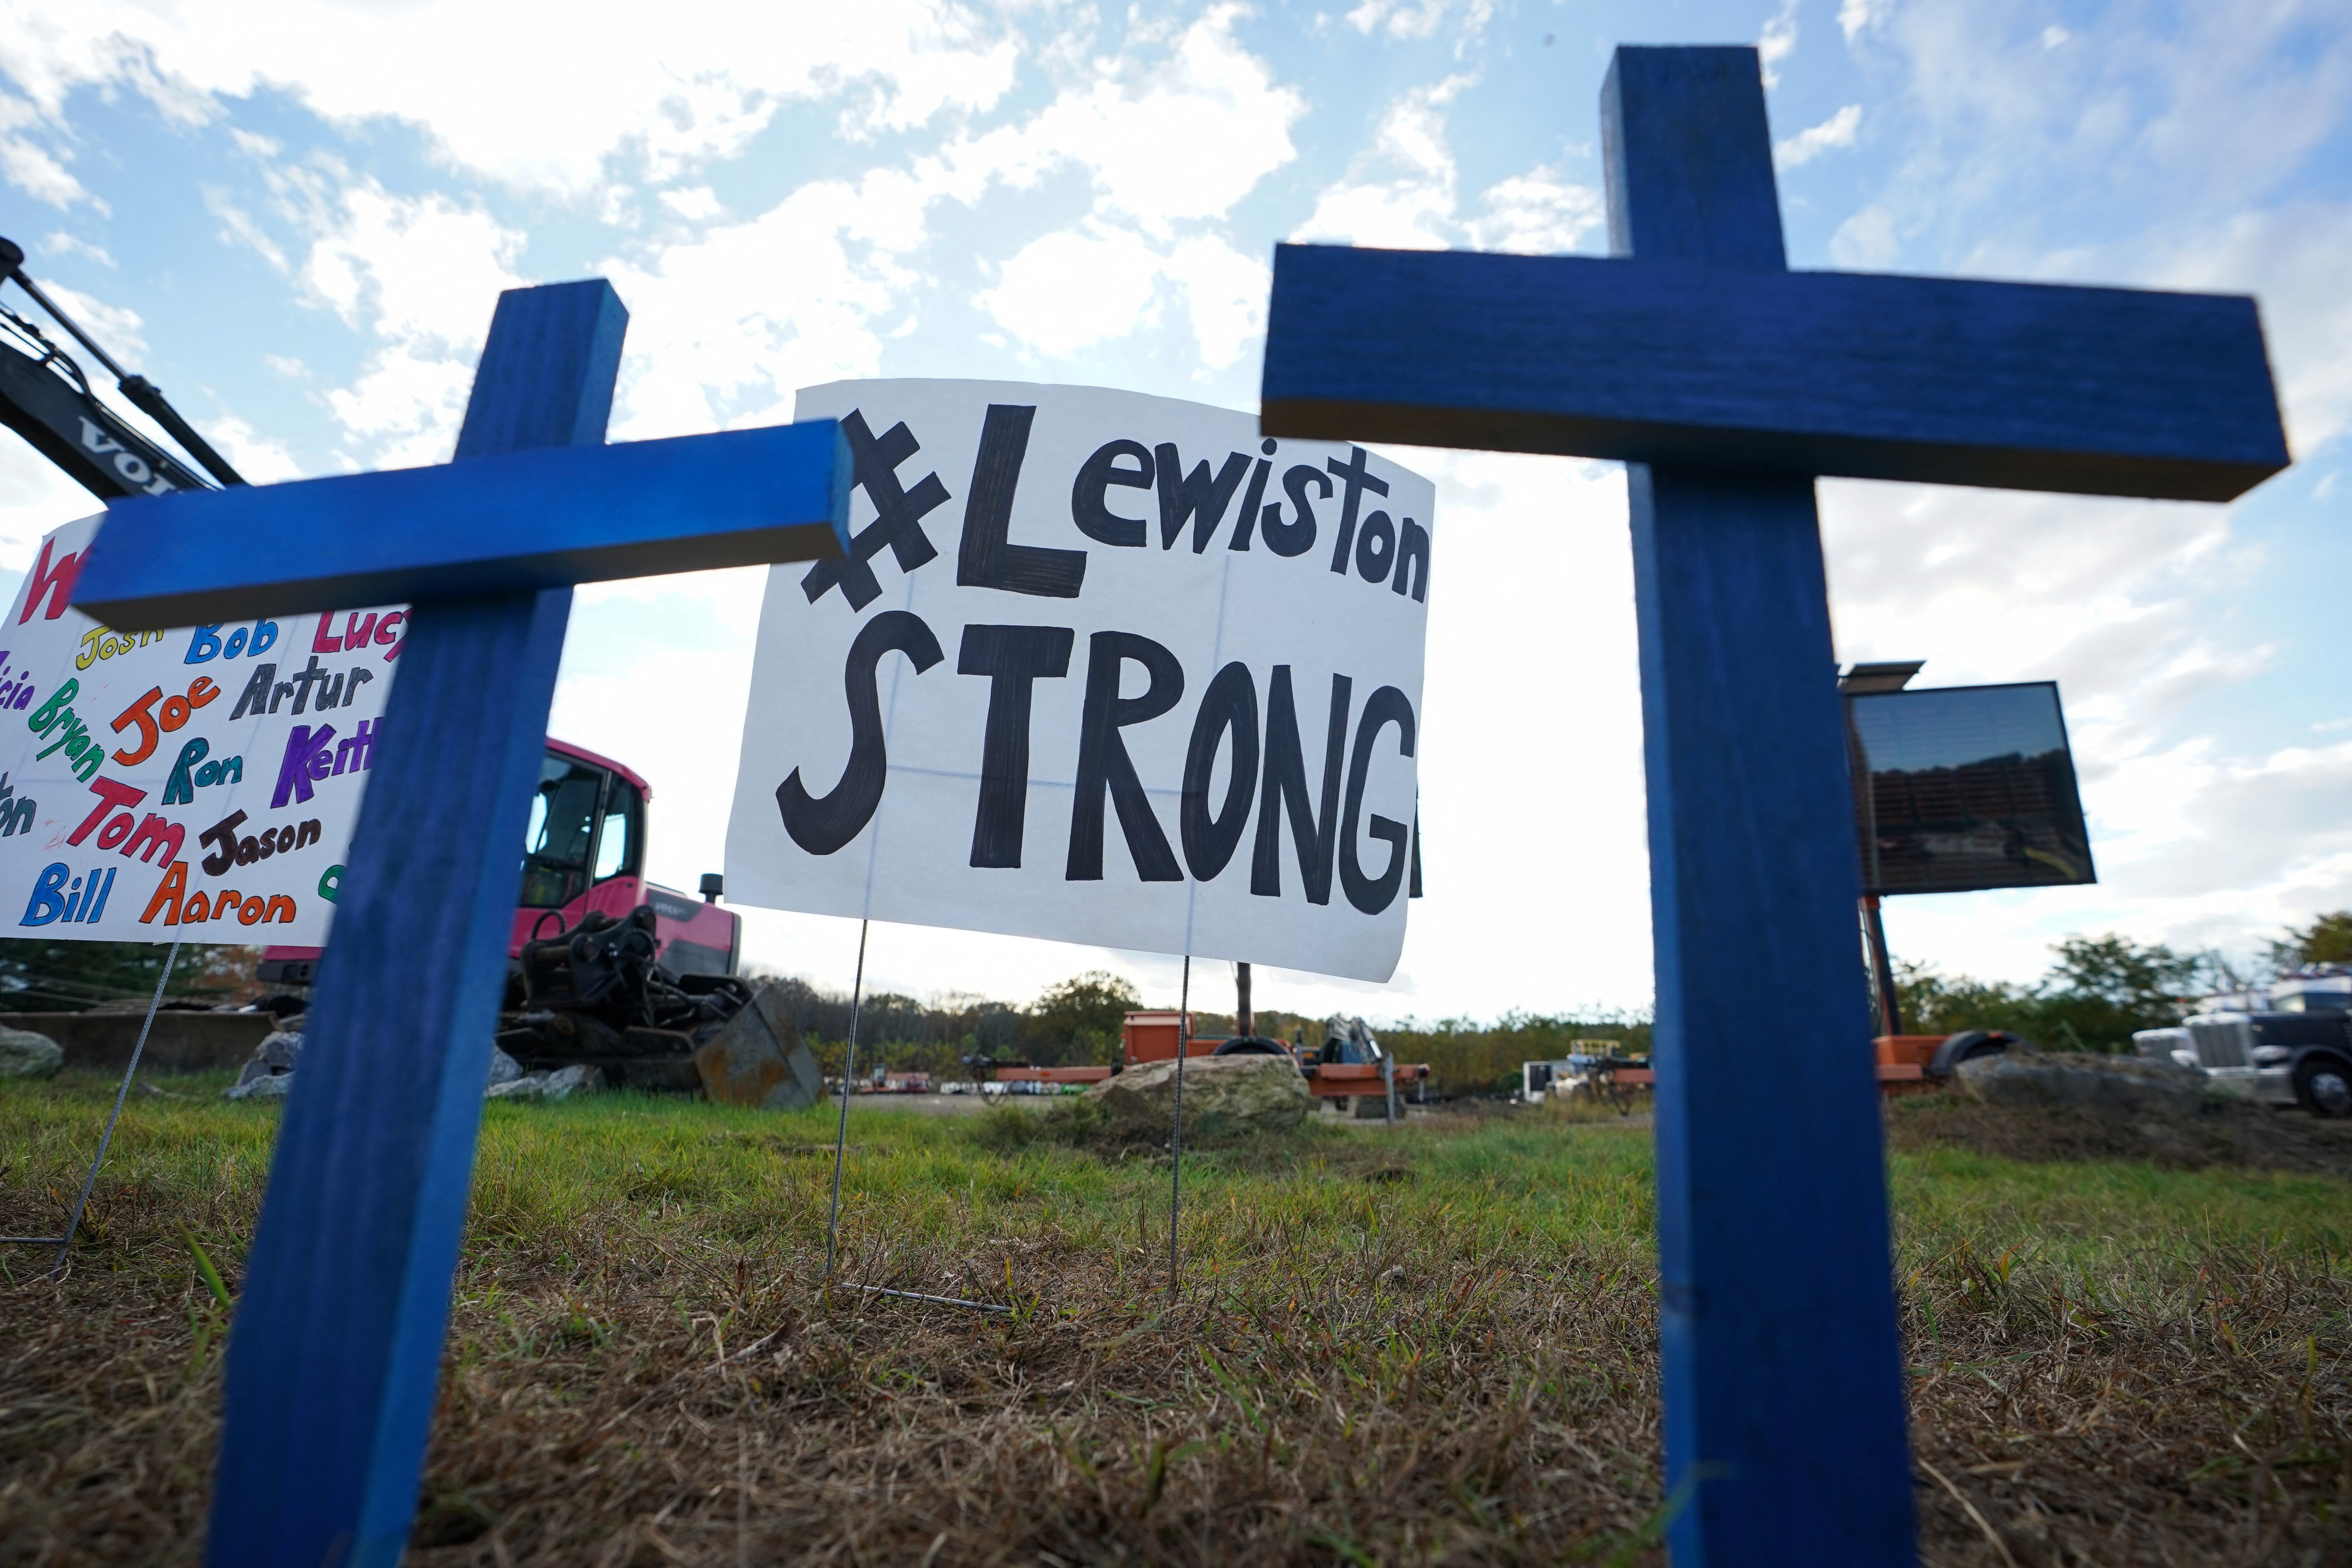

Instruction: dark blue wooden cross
[71,281,851,1568]
[1262,46,2287,1567]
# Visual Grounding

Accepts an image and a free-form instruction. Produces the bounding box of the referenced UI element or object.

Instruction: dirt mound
[1888,1092,2352,1176]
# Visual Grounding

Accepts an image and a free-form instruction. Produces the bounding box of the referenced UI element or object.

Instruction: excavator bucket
[694,985,825,1110]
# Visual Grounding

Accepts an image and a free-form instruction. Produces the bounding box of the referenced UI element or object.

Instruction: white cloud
[1294,79,1466,249]
[1758,0,1802,87]
[1165,235,1269,371]
[241,173,532,467]
[303,184,523,346]
[201,411,304,483]
[1297,80,1604,258]
[596,6,1301,398]
[0,428,96,564]
[321,348,479,470]
[604,168,932,439]
[1829,204,1898,267]
[39,230,112,266]
[657,186,724,223]
[0,91,98,210]
[1835,0,2352,282]
[0,0,1022,193]
[1463,166,1604,255]
[36,280,145,360]
[204,186,288,272]
[5,0,1305,460]
[975,224,1165,358]
[2133,202,2352,457]
[1838,0,1888,43]
[1343,0,1493,44]
[0,139,89,210]
[959,219,1267,370]
[1775,104,1862,169]
[942,3,1304,239]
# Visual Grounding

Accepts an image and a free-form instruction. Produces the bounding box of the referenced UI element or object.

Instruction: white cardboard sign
[725,380,1433,982]
[0,513,400,944]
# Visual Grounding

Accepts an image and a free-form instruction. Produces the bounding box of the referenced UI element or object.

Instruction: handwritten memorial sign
[726,381,1433,981]
[0,514,399,942]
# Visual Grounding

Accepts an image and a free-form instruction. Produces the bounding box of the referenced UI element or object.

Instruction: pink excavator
[255,737,741,989]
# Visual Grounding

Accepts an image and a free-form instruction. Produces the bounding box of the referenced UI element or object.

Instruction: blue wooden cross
[1262,46,2286,1566]
[72,281,851,1568]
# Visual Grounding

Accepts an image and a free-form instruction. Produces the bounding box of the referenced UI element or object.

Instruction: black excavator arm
[0,235,244,501]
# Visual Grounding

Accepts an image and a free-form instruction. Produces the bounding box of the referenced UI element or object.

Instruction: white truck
[2133,968,2352,1117]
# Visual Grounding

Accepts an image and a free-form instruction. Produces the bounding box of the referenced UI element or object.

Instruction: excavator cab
[258,739,738,987]
[519,748,643,918]
[512,739,736,975]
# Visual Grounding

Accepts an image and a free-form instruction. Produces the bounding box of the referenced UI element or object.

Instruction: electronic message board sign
[1846,681,2095,898]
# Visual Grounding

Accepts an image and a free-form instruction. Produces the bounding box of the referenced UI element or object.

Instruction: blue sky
[1,0,2346,1022]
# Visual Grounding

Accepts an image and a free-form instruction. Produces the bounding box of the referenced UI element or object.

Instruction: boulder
[224,1029,306,1100]
[1084,1054,1312,1131]
[1955,1047,2204,1117]
[487,1064,603,1102]
[0,1026,64,1079]
[485,1045,523,1089]
[225,1071,293,1102]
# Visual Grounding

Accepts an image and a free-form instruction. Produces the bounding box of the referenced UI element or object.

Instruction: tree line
[5,908,2343,1088]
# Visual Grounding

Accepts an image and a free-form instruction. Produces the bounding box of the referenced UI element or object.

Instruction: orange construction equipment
[1873,1035,1942,1096]
[1596,1042,1939,1097]
[1119,1011,1220,1065]
[991,1065,1115,1085]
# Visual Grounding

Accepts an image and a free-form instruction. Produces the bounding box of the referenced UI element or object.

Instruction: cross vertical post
[1612,50,1912,1560]
[1262,37,2285,1565]
[206,282,626,1568]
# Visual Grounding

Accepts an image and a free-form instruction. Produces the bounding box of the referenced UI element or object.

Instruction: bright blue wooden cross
[1262,46,2286,1567]
[73,281,851,1568]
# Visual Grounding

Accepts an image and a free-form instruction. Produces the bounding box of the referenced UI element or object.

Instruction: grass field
[3,1075,2350,1565]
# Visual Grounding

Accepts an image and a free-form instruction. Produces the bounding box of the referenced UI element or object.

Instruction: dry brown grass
[3,1081,2349,1565]
[1886,1091,2352,1178]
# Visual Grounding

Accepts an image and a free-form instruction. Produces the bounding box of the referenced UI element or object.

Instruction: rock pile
[224,1037,593,1103]
[487,1063,603,1101]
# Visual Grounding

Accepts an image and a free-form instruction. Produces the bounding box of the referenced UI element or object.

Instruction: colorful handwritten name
[137,860,297,928]
[21,862,118,926]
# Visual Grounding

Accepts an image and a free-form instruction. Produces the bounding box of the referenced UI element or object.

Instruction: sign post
[1261,44,2287,1565]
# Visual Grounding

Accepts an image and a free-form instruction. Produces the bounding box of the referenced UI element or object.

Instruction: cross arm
[71,419,853,627]
[1261,244,2288,502]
